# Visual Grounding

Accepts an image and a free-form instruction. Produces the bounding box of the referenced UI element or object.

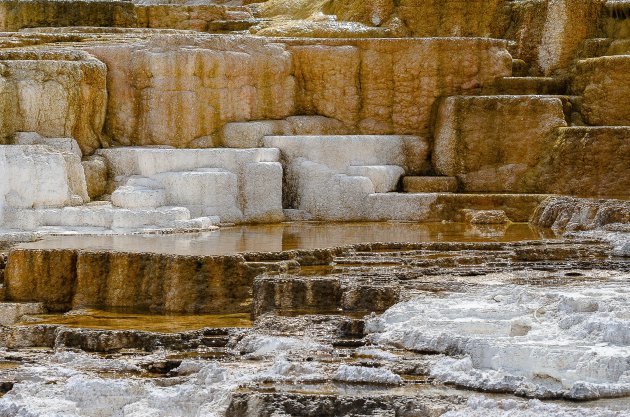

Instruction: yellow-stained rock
[501,0,602,76]
[287,38,512,135]
[75,36,510,148]
[85,35,295,148]
[530,127,630,198]
[256,0,508,38]
[536,0,603,75]
[82,155,108,199]
[5,249,257,313]
[328,0,394,27]
[0,0,136,31]
[292,45,361,127]
[398,0,508,37]
[0,49,107,155]
[573,56,630,126]
[135,4,226,31]
[433,95,567,192]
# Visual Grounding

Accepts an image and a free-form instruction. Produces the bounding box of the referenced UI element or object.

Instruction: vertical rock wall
[5,249,259,313]
[505,0,604,76]
[85,36,295,148]
[82,37,511,147]
[537,0,603,75]
[397,0,509,37]
[0,148,5,225]
[288,38,512,135]
[0,50,107,154]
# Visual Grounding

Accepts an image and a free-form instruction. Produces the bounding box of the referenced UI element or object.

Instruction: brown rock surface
[433,95,567,192]
[73,36,510,147]
[397,0,508,37]
[291,45,361,127]
[84,35,295,148]
[329,0,394,27]
[0,1,253,32]
[0,0,136,31]
[573,56,630,126]
[5,249,258,313]
[81,155,108,199]
[287,38,511,135]
[535,0,603,75]
[0,49,107,154]
[528,127,630,198]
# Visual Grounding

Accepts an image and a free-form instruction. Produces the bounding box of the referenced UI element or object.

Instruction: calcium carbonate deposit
[0,0,629,416]
[368,274,630,401]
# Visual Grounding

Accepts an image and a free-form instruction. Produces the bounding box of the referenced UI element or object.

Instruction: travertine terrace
[0,0,628,416]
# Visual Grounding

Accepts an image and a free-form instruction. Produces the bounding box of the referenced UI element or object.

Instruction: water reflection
[18,222,556,256]
[20,308,252,332]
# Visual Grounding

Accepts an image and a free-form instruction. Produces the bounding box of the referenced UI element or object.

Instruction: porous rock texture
[1,2,630,416]
[84,35,295,148]
[0,0,627,229]
[433,95,567,192]
[4,249,257,313]
[573,55,630,126]
[529,127,630,197]
[80,36,512,148]
[531,196,630,232]
[287,38,511,135]
[0,49,107,154]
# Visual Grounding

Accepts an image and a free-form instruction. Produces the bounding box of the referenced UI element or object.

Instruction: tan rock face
[82,156,108,200]
[135,5,225,30]
[221,116,352,148]
[530,127,630,198]
[536,0,603,75]
[573,56,630,126]
[462,209,510,225]
[329,0,394,27]
[500,0,603,76]
[433,95,567,192]
[0,1,251,32]
[256,0,509,38]
[292,45,361,128]
[5,249,258,313]
[397,0,508,37]
[85,36,295,148]
[0,0,136,31]
[0,50,107,155]
[288,38,512,135]
[79,36,510,148]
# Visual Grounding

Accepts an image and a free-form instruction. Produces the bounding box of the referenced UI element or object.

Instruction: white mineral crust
[367,277,630,400]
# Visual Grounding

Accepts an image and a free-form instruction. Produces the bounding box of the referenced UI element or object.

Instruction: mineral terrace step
[605,39,630,55]
[574,55,630,126]
[511,59,529,77]
[543,127,630,197]
[207,19,262,33]
[2,205,218,233]
[600,1,630,39]
[604,0,630,18]
[366,193,550,222]
[0,302,45,326]
[486,77,567,95]
[402,176,458,193]
[580,38,614,58]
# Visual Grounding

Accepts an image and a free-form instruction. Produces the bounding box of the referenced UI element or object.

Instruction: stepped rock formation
[0,1,629,416]
[0,0,625,231]
[0,50,107,153]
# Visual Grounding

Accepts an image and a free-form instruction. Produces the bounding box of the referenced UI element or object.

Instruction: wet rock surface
[0,0,628,415]
[0,232,628,416]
